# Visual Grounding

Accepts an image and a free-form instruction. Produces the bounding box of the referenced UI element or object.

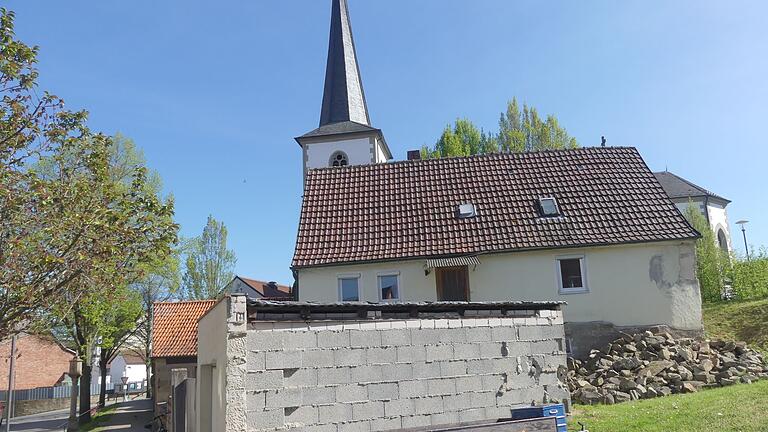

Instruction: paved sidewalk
[95,398,154,431]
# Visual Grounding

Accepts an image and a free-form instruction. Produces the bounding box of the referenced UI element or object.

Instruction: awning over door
[425,256,481,269]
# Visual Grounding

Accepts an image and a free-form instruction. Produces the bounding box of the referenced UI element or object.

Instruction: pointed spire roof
[319,0,371,127]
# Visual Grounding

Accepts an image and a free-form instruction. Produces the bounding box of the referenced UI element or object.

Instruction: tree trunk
[98,355,109,408]
[146,361,152,399]
[79,363,92,425]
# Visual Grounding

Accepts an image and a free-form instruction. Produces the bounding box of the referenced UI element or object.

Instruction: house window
[539,197,560,217]
[557,256,587,294]
[378,273,400,301]
[329,151,349,167]
[338,275,360,302]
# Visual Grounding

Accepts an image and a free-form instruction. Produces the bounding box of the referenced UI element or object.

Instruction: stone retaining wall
[243,308,568,432]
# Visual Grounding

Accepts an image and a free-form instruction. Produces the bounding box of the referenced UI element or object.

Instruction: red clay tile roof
[151,300,216,358]
[292,147,699,268]
[239,277,292,298]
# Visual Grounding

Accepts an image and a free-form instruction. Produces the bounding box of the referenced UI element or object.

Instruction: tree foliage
[0,8,177,340]
[683,203,728,303]
[729,248,768,300]
[422,98,578,159]
[182,216,237,300]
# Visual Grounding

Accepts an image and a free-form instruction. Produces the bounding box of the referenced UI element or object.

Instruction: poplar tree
[182,216,237,300]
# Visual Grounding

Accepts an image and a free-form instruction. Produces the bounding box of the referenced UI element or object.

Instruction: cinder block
[366,347,397,365]
[381,329,411,346]
[303,387,336,406]
[266,350,302,370]
[284,331,319,350]
[413,396,444,415]
[466,359,495,375]
[303,349,336,368]
[337,420,372,432]
[409,328,437,346]
[439,360,467,377]
[317,367,352,386]
[491,357,517,372]
[435,328,467,344]
[283,368,318,388]
[384,398,415,416]
[401,415,431,429]
[335,384,368,403]
[426,378,456,396]
[247,351,266,372]
[412,362,441,379]
[486,405,513,420]
[490,326,517,342]
[381,363,413,381]
[335,348,367,367]
[247,408,284,429]
[530,339,560,354]
[352,401,385,421]
[398,380,427,399]
[517,326,545,341]
[456,376,483,393]
[318,403,353,423]
[371,417,402,432]
[351,365,384,383]
[367,383,398,401]
[246,391,266,411]
[479,342,504,359]
[266,387,302,408]
[303,424,338,432]
[431,411,459,426]
[248,331,284,351]
[425,345,453,362]
[351,330,382,348]
[469,391,496,409]
[452,343,481,360]
[317,330,351,348]
[285,406,319,425]
[442,394,472,411]
[396,346,426,363]
[465,328,492,344]
[246,370,283,391]
[458,408,487,423]
[480,374,504,392]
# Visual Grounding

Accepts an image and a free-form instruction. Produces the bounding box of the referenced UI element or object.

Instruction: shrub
[729,248,768,300]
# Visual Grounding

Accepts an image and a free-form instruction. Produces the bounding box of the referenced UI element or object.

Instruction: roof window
[539,197,560,217]
[457,203,476,219]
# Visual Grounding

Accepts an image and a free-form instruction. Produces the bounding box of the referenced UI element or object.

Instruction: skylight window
[539,197,560,217]
[457,203,476,219]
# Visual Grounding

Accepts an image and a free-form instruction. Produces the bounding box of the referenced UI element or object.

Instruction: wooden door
[436,266,470,301]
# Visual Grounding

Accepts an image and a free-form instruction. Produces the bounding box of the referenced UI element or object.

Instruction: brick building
[0,333,75,390]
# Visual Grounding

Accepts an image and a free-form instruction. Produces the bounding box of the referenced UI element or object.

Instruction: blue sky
[8,1,767,284]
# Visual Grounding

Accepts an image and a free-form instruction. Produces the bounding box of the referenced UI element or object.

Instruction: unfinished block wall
[244,309,568,432]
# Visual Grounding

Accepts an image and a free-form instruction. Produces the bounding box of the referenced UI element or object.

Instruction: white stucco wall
[707,201,732,251]
[109,356,146,384]
[374,137,388,163]
[305,137,372,170]
[196,298,229,432]
[297,241,702,331]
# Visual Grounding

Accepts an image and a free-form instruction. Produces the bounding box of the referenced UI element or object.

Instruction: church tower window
[330,151,349,167]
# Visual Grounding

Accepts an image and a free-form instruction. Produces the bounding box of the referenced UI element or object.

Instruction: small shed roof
[151,300,216,358]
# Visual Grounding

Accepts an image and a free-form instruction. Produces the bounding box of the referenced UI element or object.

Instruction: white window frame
[337,273,361,302]
[376,271,401,302]
[556,255,588,294]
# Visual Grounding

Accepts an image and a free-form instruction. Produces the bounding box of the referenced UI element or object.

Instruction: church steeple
[296,0,391,175]
[320,0,370,127]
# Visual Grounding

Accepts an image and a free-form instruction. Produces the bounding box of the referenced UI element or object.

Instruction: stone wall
[243,307,568,432]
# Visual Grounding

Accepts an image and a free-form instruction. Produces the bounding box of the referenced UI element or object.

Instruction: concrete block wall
[244,309,568,432]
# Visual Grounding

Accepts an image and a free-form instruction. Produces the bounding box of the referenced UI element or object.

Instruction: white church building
[289,0,704,357]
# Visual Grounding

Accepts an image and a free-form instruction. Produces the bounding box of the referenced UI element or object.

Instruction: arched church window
[717,229,728,252]
[329,151,349,167]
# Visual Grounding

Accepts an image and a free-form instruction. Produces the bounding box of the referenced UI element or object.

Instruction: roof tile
[151,300,216,358]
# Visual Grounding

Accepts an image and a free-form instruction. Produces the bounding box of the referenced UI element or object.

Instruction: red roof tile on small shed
[151,300,216,358]
[292,147,699,268]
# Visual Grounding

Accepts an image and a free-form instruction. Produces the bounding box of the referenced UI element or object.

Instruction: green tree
[422,98,578,158]
[182,216,237,300]
[683,203,728,303]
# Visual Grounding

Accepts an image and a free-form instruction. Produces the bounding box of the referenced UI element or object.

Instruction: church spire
[319,0,371,127]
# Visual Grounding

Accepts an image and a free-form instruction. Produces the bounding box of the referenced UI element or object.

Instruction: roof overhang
[425,256,481,269]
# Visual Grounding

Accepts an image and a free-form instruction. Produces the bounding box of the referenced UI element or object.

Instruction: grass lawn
[703,298,768,356]
[568,380,768,432]
[80,404,118,432]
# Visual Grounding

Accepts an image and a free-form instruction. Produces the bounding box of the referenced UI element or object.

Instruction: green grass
[568,380,768,432]
[80,404,118,432]
[703,298,768,356]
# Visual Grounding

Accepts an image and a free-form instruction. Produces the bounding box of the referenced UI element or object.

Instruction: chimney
[407,150,421,161]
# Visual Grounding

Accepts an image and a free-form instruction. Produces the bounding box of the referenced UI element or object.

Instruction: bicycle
[144,414,168,432]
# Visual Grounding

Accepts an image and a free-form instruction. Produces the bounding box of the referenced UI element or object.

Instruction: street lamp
[121,375,129,403]
[736,220,750,261]
[67,356,83,432]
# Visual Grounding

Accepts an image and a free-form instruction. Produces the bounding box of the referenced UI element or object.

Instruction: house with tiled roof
[289,0,705,357]
[654,170,733,252]
[150,300,215,424]
[222,276,293,300]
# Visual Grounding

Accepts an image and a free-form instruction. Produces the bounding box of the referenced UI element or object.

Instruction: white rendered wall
[305,137,372,170]
[374,137,388,163]
[297,241,702,330]
[707,202,732,251]
[196,298,230,432]
[109,356,146,384]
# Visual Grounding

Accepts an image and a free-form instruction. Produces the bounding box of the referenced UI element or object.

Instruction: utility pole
[3,334,17,432]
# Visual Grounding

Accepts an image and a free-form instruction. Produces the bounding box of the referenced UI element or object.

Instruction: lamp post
[67,356,83,432]
[121,375,129,403]
[736,220,750,261]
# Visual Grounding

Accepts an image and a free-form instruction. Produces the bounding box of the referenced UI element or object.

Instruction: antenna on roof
[601,136,606,147]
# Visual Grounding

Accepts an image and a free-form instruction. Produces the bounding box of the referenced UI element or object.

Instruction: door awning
[425,256,481,269]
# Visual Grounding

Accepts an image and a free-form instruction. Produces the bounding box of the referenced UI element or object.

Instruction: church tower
[296,0,391,176]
